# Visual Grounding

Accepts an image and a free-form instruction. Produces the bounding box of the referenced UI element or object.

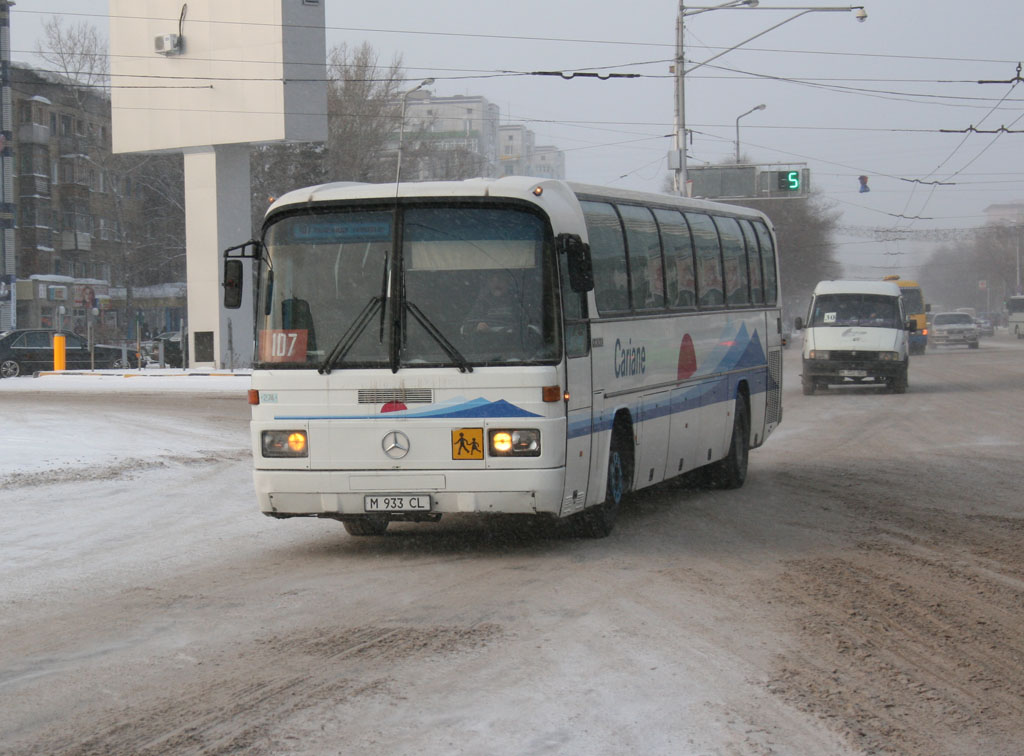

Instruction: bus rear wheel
[705,397,749,490]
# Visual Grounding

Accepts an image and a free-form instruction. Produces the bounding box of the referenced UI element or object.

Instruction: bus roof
[886,278,921,288]
[265,176,771,225]
[814,280,902,297]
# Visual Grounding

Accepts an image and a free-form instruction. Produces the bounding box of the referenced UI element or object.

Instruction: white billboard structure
[110,0,327,368]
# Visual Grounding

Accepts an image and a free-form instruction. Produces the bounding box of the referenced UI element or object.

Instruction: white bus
[223,177,784,537]
[1008,295,1024,339]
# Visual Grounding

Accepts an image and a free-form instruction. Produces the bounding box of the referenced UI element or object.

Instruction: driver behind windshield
[464,272,519,334]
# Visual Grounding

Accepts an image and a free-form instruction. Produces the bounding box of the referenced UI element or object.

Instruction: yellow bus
[883,275,929,354]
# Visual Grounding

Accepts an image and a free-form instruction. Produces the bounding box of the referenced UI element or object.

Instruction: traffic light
[776,170,801,192]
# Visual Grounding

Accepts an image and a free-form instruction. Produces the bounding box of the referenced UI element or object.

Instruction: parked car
[0,329,138,378]
[141,331,185,367]
[974,317,995,337]
[930,312,979,349]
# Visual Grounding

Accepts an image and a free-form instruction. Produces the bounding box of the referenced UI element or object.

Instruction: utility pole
[672,3,687,195]
[0,1,15,330]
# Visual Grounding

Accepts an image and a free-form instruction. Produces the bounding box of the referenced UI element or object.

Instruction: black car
[142,331,185,368]
[0,329,137,378]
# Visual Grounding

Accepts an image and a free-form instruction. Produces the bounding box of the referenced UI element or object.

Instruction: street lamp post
[1016,226,1021,294]
[673,2,867,195]
[735,103,766,163]
[396,78,435,185]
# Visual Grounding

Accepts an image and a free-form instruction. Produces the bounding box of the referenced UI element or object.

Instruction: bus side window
[738,219,764,305]
[581,201,629,314]
[618,204,664,311]
[652,208,696,309]
[753,221,778,306]
[713,216,749,307]
[685,212,724,308]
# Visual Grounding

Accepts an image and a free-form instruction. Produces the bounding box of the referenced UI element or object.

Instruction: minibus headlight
[879,351,900,361]
[808,349,830,360]
[488,429,541,457]
[262,430,308,457]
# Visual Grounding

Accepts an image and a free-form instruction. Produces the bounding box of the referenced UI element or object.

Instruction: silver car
[930,312,979,349]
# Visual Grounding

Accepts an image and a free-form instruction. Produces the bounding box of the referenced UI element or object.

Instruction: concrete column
[183,144,252,369]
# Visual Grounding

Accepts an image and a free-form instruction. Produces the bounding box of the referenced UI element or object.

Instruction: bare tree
[921,225,1022,313]
[35,17,109,95]
[326,42,406,182]
[249,42,406,220]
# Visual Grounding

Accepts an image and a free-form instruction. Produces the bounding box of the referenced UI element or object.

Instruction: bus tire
[576,430,630,538]
[342,515,389,536]
[706,396,749,490]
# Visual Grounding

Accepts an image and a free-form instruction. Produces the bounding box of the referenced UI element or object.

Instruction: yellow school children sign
[451,428,484,460]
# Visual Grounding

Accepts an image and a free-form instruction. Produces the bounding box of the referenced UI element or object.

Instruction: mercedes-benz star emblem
[382,430,411,459]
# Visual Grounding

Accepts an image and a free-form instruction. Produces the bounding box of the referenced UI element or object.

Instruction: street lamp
[395,78,435,185]
[735,103,766,163]
[673,3,867,195]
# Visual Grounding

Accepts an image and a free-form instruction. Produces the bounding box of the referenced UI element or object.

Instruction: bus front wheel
[576,432,630,538]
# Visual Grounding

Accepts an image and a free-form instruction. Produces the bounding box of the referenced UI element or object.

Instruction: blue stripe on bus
[274,396,542,421]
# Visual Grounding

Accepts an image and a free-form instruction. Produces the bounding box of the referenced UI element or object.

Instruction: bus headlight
[262,430,308,457]
[488,429,541,457]
[808,349,830,360]
[878,351,900,361]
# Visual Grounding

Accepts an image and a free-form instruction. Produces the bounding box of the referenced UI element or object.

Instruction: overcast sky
[12,1,1024,278]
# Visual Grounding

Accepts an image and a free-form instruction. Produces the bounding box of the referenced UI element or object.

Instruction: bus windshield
[258,204,561,369]
[899,286,925,314]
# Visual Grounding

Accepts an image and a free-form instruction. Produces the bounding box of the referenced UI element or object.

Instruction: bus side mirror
[906,320,916,332]
[557,233,593,293]
[223,259,244,309]
[925,303,931,313]
[794,316,804,331]
[222,239,262,309]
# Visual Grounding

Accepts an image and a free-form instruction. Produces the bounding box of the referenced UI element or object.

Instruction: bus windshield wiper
[318,296,383,375]
[404,300,473,373]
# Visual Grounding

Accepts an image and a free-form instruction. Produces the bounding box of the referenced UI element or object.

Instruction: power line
[17,8,1024,69]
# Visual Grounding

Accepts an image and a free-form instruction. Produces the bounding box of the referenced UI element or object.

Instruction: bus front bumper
[254,468,567,518]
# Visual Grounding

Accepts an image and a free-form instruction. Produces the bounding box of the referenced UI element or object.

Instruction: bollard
[53,334,66,371]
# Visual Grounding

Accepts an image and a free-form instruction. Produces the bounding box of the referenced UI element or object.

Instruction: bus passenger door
[561,320,592,517]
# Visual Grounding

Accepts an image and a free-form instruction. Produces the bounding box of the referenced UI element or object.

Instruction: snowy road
[2,337,1023,755]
